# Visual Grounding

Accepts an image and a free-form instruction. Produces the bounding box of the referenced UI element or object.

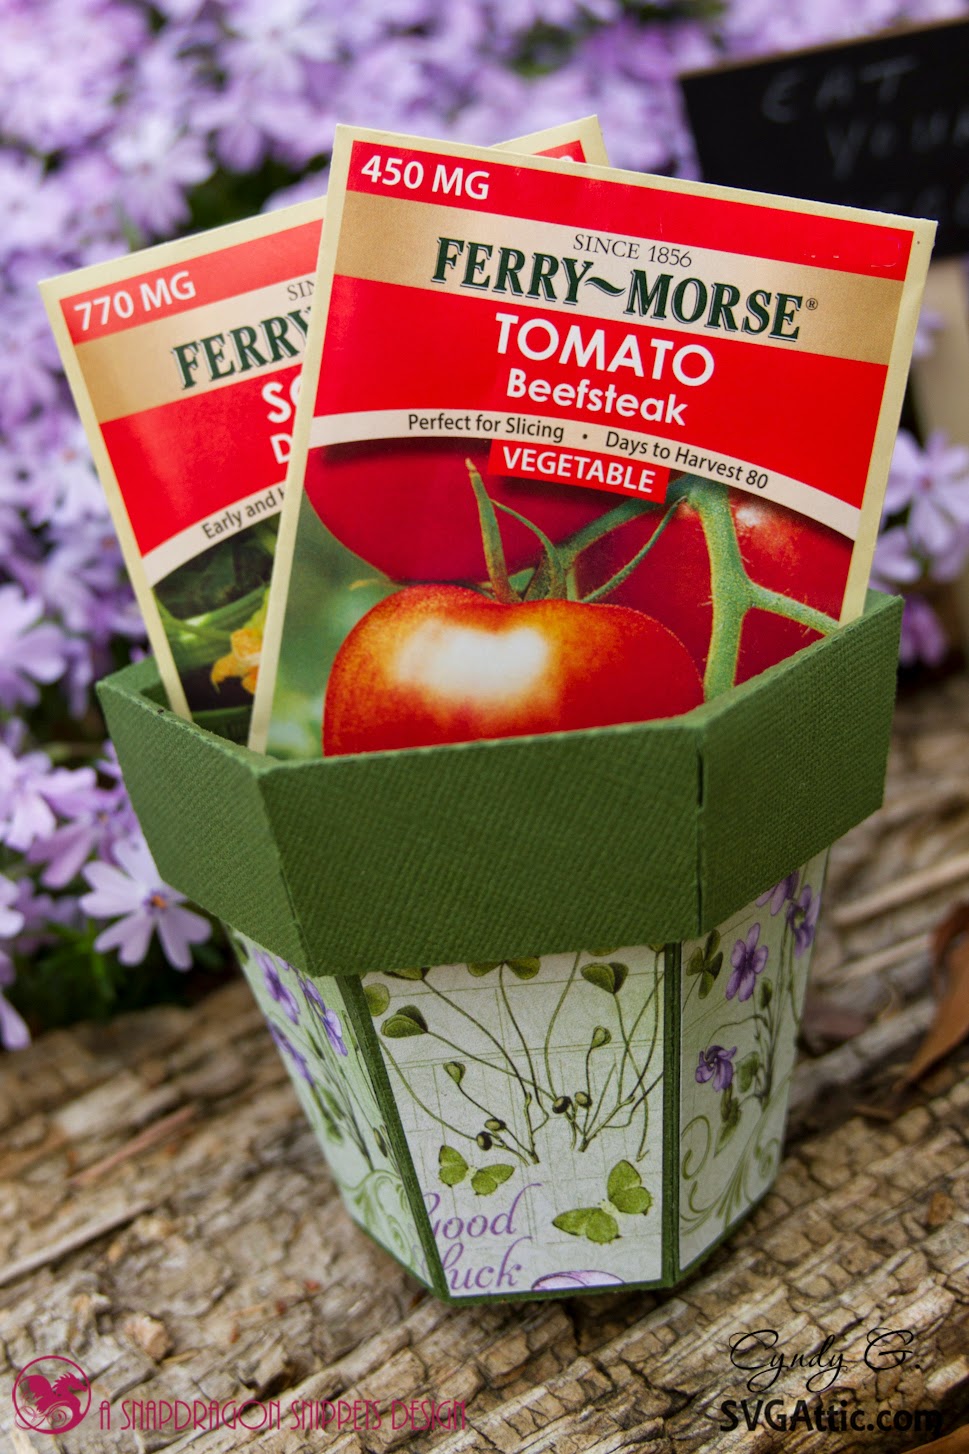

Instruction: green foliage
[6,917,227,1032]
[717,1087,743,1151]
[468,958,540,979]
[364,982,390,1017]
[380,1005,428,1037]
[736,1052,761,1093]
[687,930,724,999]
[580,961,629,995]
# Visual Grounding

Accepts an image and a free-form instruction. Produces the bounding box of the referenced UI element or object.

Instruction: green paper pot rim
[97,589,902,977]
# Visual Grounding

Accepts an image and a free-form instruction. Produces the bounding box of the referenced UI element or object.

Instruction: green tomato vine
[466,462,840,701]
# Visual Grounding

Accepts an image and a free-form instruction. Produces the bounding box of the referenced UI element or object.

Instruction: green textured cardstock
[97,589,901,977]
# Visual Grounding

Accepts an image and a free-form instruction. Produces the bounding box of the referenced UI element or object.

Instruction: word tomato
[304,438,605,582]
[323,584,704,754]
[577,492,851,685]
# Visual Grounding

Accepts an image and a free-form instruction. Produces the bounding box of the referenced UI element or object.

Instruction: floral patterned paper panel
[678,851,827,1272]
[365,948,666,1297]
[231,931,430,1285]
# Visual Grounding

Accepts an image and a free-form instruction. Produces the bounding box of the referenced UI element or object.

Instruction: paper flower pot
[98,589,901,1302]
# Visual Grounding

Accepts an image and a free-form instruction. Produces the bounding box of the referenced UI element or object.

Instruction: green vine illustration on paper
[368,948,664,1187]
[233,934,428,1281]
[346,1167,422,1270]
[680,867,822,1240]
[552,1159,654,1244]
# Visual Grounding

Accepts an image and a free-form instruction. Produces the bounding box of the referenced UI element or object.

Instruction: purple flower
[0,875,25,940]
[0,154,71,263]
[886,430,969,564]
[899,595,949,668]
[256,950,300,1024]
[26,775,128,888]
[301,976,348,1056]
[786,886,821,959]
[695,1044,737,1091]
[0,739,96,853]
[726,924,769,1002]
[870,525,924,592]
[0,953,30,1051]
[756,871,800,916]
[0,584,68,711]
[268,1023,314,1084]
[221,0,336,91]
[80,832,210,969]
[0,291,63,428]
[0,875,30,1049]
[719,0,899,57]
[108,115,213,236]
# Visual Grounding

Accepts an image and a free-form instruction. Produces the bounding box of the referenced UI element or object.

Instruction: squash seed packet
[40,117,608,741]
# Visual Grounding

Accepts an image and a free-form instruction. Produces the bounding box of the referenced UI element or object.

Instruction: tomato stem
[557,499,660,566]
[465,460,519,604]
[687,479,749,699]
[492,499,568,600]
[746,581,841,635]
[581,501,681,603]
[681,476,840,699]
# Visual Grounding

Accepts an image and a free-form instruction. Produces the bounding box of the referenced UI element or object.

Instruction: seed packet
[40,119,608,740]
[252,127,933,759]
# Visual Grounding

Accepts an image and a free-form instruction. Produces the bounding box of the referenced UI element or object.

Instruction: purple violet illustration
[695,1044,738,1091]
[268,1023,313,1085]
[756,872,799,916]
[257,950,299,1024]
[726,924,769,1002]
[786,885,821,958]
[302,976,349,1056]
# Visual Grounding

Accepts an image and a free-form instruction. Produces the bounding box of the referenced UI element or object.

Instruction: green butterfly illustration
[552,1159,653,1244]
[438,1144,515,1196]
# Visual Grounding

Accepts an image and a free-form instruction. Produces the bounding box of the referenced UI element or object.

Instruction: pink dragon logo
[12,1355,92,1434]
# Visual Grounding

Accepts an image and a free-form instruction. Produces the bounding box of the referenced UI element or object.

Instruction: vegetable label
[40,118,608,732]
[254,127,933,758]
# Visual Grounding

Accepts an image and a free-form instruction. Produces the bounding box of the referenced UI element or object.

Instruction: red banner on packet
[486,440,670,502]
[252,127,934,760]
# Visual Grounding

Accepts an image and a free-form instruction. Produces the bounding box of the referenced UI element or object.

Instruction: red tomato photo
[304,438,607,583]
[323,584,704,754]
[577,491,851,685]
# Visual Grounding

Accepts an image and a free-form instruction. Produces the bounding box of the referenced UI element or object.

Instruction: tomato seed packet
[253,128,934,760]
[40,119,608,740]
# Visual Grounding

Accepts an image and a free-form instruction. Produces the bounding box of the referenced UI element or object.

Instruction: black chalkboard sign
[680,18,969,256]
